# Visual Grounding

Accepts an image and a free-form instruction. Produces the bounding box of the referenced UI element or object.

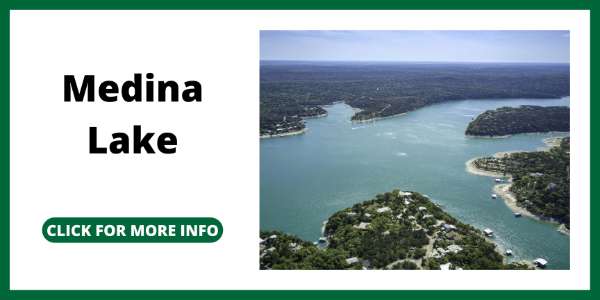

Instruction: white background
[10,10,590,290]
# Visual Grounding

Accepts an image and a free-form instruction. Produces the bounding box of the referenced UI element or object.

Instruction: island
[465,106,569,137]
[260,190,532,270]
[260,62,569,135]
[467,137,570,232]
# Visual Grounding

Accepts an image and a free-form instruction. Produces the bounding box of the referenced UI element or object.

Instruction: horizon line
[260,59,570,64]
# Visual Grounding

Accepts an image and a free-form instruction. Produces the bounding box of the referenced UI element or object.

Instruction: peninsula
[467,137,570,230]
[260,190,531,270]
[465,105,569,137]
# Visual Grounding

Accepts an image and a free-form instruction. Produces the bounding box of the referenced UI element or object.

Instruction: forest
[465,105,569,136]
[260,62,570,135]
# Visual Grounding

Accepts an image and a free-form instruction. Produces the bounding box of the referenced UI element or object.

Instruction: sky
[260,31,570,63]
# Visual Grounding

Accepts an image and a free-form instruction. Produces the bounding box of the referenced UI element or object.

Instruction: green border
[0,0,592,299]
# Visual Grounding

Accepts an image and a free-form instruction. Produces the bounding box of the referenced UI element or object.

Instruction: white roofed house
[354,222,371,230]
[345,257,360,265]
[447,244,463,254]
[376,207,391,213]
[442,223,457,231]
[397,191,412,197]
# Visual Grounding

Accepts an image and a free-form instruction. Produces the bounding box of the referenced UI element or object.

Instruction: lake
[260,97,570,269]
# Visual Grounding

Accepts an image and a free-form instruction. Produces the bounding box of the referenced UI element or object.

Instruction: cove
[260,97,570,270]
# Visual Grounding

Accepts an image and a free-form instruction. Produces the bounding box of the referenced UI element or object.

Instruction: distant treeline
[260,62,570,133]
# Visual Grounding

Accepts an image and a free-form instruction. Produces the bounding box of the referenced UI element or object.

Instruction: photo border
[0,0,593,299]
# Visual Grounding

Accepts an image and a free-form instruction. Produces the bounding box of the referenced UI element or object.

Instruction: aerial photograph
[259,31,570,270]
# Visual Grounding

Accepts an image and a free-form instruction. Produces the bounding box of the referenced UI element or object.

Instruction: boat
[491,194,497,199]
[483,228,494,237]
[495,178,502,183]
[533,258,548,268]
[514,212,522,217]
[505,249,513,256]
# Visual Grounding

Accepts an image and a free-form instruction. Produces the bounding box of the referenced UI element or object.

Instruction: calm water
[260,98,570,269]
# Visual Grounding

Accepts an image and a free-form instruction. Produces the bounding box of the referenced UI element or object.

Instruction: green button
[42,217,222,243]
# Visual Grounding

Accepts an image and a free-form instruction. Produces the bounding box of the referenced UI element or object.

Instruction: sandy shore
[466,155,538,219]
[352,112,407,124]
[260,128,307,139]
[493,183,537,219]
[542,136,564,149]
[465,158,509,178]
[465,134,511,139]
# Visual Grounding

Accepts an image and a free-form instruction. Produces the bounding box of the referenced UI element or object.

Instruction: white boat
[514,212,522,217]
[491,194,498,199]
[495,178,502,183]
[533,258,548,268]
[505,249,513,256]
[483,228,494,237]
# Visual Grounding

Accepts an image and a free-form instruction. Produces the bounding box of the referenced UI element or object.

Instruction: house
[376,207,391,213]
[346,212,357,216]
[345,257,360,265]
[354,222,370,230]
[422,214,434,219]
[440,263,452,270]
[483,228,494,236]
[447,244,463,254]
[442,223,457,231]
[396,214,403,219]
[365,213,372,218]
[269,234,277,240]
[397,191,412,197]
[418,206,427,212]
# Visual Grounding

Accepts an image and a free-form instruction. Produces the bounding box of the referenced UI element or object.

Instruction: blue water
[260,97,570,269]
